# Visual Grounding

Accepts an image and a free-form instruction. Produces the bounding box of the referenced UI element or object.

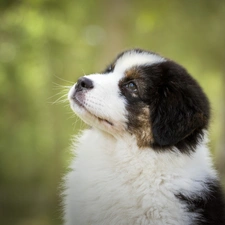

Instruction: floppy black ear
[150,62,210,152]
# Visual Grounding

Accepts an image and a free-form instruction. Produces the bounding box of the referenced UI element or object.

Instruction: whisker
[63,104,71,110]
[53,74,74,84]
[52,82,72,89]
[47,90,68,100]
[48,80,72,105]
[81,69,87,76]
[49,93,68,105]
[72,118,85,132]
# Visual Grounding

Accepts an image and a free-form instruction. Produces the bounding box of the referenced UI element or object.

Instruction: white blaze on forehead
[114,51,166,73]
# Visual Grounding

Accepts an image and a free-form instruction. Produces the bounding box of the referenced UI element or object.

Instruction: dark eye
[105,66,112,73]
[104,64,114,73]
[125,82,138,92]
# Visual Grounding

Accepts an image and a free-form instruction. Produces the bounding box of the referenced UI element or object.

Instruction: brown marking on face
[125,67,141,79]
[129,106,153,148]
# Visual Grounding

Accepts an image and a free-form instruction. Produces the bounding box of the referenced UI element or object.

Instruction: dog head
[68,49,210,153]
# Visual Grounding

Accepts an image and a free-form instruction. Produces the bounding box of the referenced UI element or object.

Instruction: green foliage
[0,0,224,224]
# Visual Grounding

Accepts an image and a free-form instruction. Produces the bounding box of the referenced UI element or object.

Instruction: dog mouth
[72,96,114,126]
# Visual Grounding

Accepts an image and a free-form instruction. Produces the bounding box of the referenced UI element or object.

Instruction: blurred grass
[0,0,225,224]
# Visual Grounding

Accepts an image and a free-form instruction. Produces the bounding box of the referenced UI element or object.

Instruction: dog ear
[150,62,209,150]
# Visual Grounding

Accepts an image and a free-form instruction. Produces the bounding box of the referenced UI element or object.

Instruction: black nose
[75,77,94,92]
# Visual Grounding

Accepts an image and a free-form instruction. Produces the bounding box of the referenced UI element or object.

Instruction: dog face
[68,49,210,153]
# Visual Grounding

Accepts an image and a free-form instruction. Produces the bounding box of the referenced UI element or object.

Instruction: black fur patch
[118,53,210,153]
[144,61,210,153]
[176,180,225,224]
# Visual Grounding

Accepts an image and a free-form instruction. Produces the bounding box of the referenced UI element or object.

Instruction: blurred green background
[0,0,225,224]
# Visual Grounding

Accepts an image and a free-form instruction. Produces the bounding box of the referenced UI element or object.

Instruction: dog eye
[125,82,138,92]
[105,66,112,73]
[105,64,115,73]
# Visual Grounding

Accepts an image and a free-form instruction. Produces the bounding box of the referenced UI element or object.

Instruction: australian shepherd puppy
[63,49,225,225]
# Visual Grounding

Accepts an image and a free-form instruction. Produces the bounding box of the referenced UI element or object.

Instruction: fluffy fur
[63,49,225,225]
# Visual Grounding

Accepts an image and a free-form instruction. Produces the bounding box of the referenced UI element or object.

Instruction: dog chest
[64,130,197,225]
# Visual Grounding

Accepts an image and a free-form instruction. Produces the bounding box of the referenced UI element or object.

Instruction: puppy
[63,49,225,225]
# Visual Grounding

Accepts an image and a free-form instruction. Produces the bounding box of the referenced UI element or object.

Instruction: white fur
[68,73,127,136]
[115,50,166,74]
[63,51,218,225]
[63,130,217,225]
